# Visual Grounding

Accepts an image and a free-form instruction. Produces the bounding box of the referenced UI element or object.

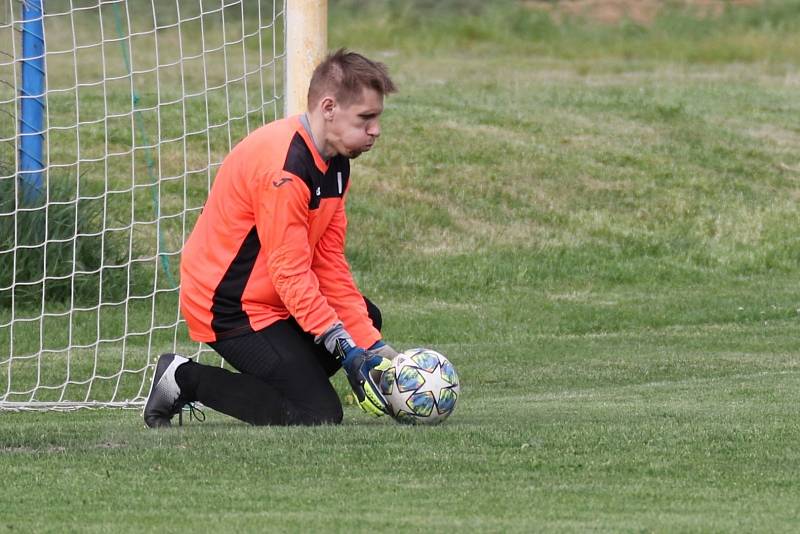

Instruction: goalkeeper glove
[318,324,391,416]
[369,340,399,360]
[336,339,391,416]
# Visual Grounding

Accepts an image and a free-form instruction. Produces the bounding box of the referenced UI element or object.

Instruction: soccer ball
[379,348,460,425]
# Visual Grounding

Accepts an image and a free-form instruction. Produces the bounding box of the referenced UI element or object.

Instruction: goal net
[0,0,287,409]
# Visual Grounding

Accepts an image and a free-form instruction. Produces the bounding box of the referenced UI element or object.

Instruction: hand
[369,340,399,360]
[317,323,391,416]
[335,340,391,416]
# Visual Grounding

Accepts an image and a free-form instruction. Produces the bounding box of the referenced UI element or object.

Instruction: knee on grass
[248,400,343,427]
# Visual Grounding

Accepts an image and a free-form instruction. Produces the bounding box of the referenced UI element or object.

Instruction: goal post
[285,0,327,116]
[0,0,327,410]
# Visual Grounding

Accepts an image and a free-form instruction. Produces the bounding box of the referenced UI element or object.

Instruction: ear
[320,96,336,121]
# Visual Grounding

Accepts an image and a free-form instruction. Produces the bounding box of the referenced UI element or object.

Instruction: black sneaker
[143,353,190,428]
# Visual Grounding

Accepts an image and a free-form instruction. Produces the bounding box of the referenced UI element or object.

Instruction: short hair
[307,48,397,109]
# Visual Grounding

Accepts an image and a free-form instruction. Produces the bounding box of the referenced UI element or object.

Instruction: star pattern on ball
[412,365,443,397]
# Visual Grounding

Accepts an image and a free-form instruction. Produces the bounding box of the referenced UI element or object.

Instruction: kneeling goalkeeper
[144,49,398,427]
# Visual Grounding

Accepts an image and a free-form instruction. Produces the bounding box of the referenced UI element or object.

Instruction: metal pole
[19,0,46,205]
[285,0,327,117]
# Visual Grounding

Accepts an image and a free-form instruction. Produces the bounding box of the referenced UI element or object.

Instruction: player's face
[328,88,384,159]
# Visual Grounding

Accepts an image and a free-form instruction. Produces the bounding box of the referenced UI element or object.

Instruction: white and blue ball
[379,348,460,425]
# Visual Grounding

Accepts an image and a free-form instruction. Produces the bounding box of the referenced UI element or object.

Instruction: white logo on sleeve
[316,186,321,196]
[337,172,342,195]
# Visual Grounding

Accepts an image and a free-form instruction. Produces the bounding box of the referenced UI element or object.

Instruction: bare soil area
[525,0,763,24]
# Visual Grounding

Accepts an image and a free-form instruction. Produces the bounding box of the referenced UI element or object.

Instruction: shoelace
[177,402,206,426]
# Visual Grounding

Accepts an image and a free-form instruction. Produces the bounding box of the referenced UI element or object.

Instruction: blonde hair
[307,48,397,109]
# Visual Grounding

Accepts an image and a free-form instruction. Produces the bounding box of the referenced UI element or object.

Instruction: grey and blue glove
[368,340,399,360]
[318,324,391,416]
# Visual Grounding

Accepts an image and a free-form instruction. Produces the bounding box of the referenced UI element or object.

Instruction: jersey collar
[297,114,330,172]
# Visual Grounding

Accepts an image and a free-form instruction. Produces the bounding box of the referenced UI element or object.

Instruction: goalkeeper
[144,49,398,427]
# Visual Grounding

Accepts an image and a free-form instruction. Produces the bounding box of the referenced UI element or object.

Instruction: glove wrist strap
[315,322,355,356]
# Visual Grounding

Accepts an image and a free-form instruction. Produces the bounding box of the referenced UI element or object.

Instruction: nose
[367,120,380,138]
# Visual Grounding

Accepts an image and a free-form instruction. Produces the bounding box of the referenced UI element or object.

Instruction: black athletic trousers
[174,299,382,426]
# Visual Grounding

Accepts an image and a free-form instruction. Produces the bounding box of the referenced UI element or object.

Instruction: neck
[304,112,334,160]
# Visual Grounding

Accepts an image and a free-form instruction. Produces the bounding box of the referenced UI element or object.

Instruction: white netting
[0,0,285,409]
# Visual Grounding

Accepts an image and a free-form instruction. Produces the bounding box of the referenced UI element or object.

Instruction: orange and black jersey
[179,115,381,348]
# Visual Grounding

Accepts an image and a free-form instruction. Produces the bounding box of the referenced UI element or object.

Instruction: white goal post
[0,0,327,410]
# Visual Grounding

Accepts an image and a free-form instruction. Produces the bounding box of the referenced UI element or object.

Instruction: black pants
[175,299,382,426]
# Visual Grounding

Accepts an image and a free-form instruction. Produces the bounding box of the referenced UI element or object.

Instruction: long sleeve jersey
[179,115,381,348]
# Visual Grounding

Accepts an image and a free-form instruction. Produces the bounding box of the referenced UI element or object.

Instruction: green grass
[4,1,800,531]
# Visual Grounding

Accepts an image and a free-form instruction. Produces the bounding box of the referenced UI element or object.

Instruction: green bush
[0,174,130,309]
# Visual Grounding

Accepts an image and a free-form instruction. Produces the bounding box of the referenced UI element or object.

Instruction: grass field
[3,1,800,531]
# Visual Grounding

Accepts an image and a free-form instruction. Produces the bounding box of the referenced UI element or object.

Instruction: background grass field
[3,0,800,531]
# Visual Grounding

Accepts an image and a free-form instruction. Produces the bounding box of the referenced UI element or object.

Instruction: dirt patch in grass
[525,0,763,25]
